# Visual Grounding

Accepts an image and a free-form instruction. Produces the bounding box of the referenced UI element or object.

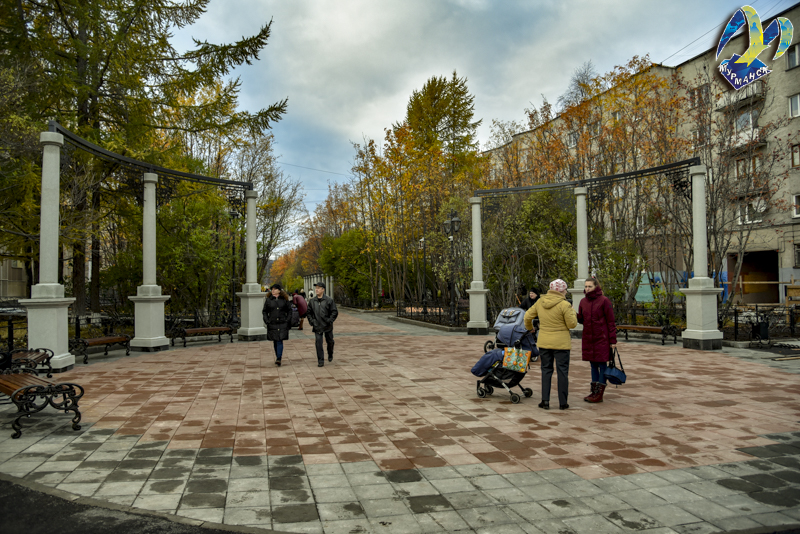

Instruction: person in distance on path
[307,282,338,367]
[263,283,292,367]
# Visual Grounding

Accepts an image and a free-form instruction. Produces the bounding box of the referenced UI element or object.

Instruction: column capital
[143,172,158,184]
[469,196,481,205]
[689,164,707,177]
[40,132,64,147]
[574,186,587,196]
[245,189,258,199]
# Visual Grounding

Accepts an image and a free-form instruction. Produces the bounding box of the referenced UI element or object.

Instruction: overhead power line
[276,160,350,177]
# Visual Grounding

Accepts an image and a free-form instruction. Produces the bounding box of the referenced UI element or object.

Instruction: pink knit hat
[549,279,568,292]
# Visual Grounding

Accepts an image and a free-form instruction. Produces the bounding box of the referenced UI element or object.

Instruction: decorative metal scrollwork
[10,382,84,439]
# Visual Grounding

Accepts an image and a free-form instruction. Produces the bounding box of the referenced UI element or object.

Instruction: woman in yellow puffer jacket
[524,279,578,410]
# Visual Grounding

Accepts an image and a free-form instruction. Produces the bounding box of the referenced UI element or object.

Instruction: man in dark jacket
[307,282,338,367]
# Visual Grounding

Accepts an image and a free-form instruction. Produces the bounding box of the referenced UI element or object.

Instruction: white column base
[20,292,75,372]
[129,286,170,352]
[679,277,723,350]
[237,285,267,341]
[568,279,585,338]
[466,282,489,335]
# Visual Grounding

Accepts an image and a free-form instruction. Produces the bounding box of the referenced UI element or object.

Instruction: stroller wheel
[483,340,495,352]
[477,388,487,398]
[510,393,521,404]
[523,388,533,398]
[485,385,494,395]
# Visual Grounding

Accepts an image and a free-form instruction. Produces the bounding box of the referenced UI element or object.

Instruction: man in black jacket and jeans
[307,282,338,367]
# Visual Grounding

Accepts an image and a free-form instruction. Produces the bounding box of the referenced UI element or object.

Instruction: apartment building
[485,2,800,304]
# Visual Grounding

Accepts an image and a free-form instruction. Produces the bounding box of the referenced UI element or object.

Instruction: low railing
[396,299,470,327]
[718,304,800,342]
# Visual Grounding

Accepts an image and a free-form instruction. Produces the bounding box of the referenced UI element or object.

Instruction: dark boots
[586,383,606,403]
[584,382,598,402]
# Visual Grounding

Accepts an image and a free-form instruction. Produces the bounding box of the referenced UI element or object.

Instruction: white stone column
[466,197,489,335]
[568,187,588,334]
[327,276,333,298]
[21,132,76,371]
[680,165,723,350]
[237,189,267,341]
[129,172,170,351]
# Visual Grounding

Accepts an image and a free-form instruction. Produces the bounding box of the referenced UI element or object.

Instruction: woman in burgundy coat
[577,277,617,403]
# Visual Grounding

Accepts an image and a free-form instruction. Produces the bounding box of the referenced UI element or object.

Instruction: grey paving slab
[140,478,187,495]
[226,476,269,492]
[275,522,323,533]
[225,490,270,508]
[453,463,497,477]
[441,490,495,510]
[537,468,584,484]
[416,510,472,533]
[671,522,722,534]
[714,493,786,514]
[56,482,102,497]
[360,497,411,518]
[558,479,605,497]
[316,501,367,521]
[175,507,225,523]
[468,474,515,490]
[750,511,800,526]
[133,493,182,511]
[271,488,314,505]
[626,472,675,489]
[353,482,398,501]
[616,488,669,509]
[648,484,708,504]
[538,496,595,518]
[341,461,380,474]
[683,465,730,479]
[502,471,547,487]
[269,475,310,491]
[519,482,571,500]
[579,493,633,513]
[320,518,371,534]
[309,474,350,489]
[638,504,702,527]
[392,480,438,497]
[419,466,462,480]
[312,486,359,504]
[429,476,476,494]
[103,494,138,506]
[592,476,641,493]
[474,523,529,534]
[563,513,627,534]
[95,480,146,495]
[678,500,740,522]
[483,487,532,505]
[184,477,227,493]
[306,463,345,476]
[229,464,270,478]
[222,506,272,526]
[707,515,765,531]
[62,469,112,484]
[456,505,516,528]
[681,479,743,498]
[23,470,70,485]
[346,471,391,486]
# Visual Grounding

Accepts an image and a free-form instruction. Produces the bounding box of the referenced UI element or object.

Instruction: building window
[790,94,800,118]
[738,202,764,225]
[566,131,579,148]
[735,108,759,132]
[793,194,800,218]
[636,214,646,235]
[795,244,800,268]
[692,126,709,149]
[611,111,621,123]
[735,155,760,180]
[793,144,800,168]
[689,83,710,109]
[589,121,600,138]
[788,44,800,70]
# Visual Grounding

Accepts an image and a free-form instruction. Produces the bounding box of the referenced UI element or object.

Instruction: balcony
[715,80,765,112]
[724,128,767,154]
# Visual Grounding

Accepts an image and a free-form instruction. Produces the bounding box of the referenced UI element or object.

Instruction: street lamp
[442,211,461,325]
[229,210,240,329]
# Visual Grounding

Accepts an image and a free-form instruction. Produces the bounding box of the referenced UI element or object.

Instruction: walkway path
[0,310,798,533]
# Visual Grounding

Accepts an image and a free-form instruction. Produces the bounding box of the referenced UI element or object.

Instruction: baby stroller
[483,307,538,353]
[472,324,538,404]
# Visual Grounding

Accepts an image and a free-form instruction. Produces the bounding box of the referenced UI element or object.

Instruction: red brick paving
[56,313,800,479]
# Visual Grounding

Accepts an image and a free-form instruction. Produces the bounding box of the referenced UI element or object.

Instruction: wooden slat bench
[9,348,54,377]
[171,326,233,348]
[70,334,131,364]
[616,324,680,345]
[0,355,83,438]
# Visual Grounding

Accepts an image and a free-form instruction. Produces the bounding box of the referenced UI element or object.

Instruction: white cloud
[172,0,787,216]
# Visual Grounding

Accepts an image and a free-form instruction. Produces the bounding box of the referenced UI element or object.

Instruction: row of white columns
[466,165,722,350]
[21,132,269,371]
[303,274,333,298]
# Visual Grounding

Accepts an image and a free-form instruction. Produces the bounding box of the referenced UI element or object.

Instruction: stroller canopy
[496,324,537,353]
[493,307,526,329]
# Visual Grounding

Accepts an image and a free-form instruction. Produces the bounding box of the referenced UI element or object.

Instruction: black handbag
[605,347,627,386]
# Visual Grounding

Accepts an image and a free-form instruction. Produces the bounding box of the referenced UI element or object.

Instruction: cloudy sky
[172,0,797,219]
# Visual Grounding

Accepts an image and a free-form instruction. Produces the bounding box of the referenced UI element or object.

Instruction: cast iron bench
[616,324,679,345]
[0,354,83,438]
[70,334,131,364]
[8,348,55,377]
[171,326,233,348]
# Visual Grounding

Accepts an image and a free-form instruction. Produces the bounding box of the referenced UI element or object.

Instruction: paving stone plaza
[1,311,799,534]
